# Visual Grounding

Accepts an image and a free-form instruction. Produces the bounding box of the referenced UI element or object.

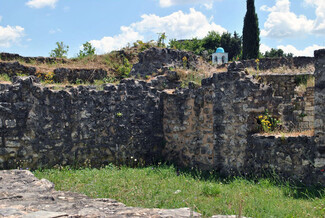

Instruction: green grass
[34,164,325,217]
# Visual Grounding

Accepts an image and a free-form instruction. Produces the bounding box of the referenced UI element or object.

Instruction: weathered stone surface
[0,77,164,169]
[258,73,315,131]
[162,70,275,174]
[246,134,317,184]
[0,170,201,217]
[0,52,67,64]
[240,57,314,71]
[130,47,200,77]
[0,62,36,77]
[0,49,325,185]
[53,68,107,83]
[314,49,325,172]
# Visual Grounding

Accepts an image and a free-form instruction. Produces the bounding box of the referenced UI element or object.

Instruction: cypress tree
[242,0,260,60]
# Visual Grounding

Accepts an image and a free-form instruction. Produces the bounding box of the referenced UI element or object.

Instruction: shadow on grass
[166,163,325,200]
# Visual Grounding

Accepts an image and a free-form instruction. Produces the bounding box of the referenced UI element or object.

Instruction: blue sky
[0,0,324,57]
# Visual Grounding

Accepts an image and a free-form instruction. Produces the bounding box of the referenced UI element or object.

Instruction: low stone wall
[0,52,66,64]
[0,61,108,84]
[0,61,36,77]
[130,47,200,77]
[0,77,164,169]
[53,68,107,83]
[246,134,317,184]
[242,57,314,71]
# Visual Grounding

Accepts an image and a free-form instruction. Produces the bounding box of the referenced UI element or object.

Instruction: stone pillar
[314,49,325,168]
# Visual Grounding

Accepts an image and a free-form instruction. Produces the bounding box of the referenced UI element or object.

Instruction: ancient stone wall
[314,49,325,183]
[130,47,200,77]
[0,50,325,185]
[0,61,108,84]
[0,61,36,77]
[0,52,66,64]
[162,64,275,174]
[0,77,164,169]
[241,57,314,71]
[246,134,316,184]
[258,73,315,131]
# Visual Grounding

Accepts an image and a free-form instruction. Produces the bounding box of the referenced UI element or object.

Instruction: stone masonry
[0,50,324,185]
[258,73,315,131]
[314,49,325,183]
[0,77,164,169]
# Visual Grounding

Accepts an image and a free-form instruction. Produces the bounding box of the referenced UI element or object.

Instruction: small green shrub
[77,42,95,58]
[50,41,69,58]
[115,57,132,79]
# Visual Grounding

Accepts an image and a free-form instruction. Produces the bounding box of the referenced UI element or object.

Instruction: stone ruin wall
[258,73,315,131]
[0,49,324,185]
[0,78,164,169]
[314,49,325,184]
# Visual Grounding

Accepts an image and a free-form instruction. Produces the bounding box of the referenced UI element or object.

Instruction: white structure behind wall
[212,47,228,65]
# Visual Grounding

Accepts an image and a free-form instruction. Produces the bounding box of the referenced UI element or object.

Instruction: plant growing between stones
[36,71,54,84]
[182,56,188,68]
[255,58,260,71]
[257,109,280,133]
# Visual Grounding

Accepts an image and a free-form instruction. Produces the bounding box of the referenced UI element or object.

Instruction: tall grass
[34,164,325,217]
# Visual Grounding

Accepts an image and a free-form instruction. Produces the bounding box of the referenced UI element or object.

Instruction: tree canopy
[242,0,260,60]
[168,31,242,61]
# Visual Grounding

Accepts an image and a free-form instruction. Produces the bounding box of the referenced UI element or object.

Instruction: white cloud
[261,0,314,38]
[90,27,144,54]
[159,0,220,9]
[260,44,272,54]
[0,25,25,47]
[278,44,325,56]
[26,0,58,9]
[304,0,325,34]
[130,8,226,39]
[90,8,227,54]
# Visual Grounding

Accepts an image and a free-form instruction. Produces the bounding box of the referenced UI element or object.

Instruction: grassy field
[34,164,325,217]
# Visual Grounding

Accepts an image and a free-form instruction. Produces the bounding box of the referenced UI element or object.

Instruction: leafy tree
[168,31,242,61]
[78,41,96,58]
[242,0,260,60]
[202,31,221,55]
[50,41,69,58]
[264,48,293,58]
[229,31,242,60]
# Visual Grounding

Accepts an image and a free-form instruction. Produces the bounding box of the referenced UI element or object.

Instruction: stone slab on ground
[0,170,205,217]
